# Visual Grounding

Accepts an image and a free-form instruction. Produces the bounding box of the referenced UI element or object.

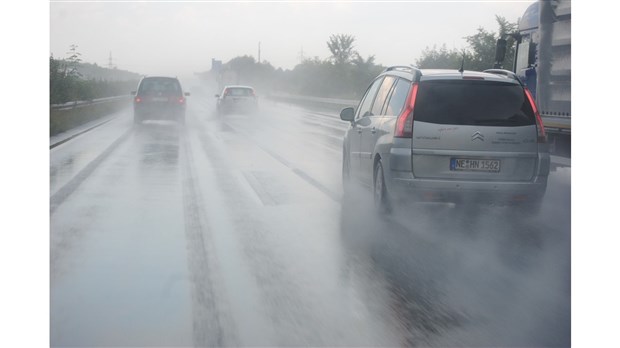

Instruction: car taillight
[178,97,185,104]
[395,83,419,138]
[524,88,547,143]
[134,97,142,103]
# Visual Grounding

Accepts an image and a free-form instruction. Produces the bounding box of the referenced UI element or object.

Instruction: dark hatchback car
[132,76,190,125]
[341,66,550,214]
[215,85,258,115]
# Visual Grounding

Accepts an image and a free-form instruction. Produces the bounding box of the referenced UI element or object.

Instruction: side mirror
[215,94,220,98]
[340,107,355,122]
[528,42,537,67]
[131,91,136,95]
[185,92,191,97]
[494,38,507,68]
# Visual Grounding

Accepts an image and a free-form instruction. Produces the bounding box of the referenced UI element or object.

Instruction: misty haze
[49,1,571,347]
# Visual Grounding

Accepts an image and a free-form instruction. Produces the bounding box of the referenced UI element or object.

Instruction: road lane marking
[50,127,132,214]
[221,121,342,203]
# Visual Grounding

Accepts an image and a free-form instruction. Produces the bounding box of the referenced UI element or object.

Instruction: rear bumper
[220,99,257,112]
[134,104,185,121]
[388,171,547,205]
[385,144,550,205]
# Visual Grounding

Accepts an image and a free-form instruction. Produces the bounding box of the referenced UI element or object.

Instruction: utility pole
[298,46,305,62]
[258,41,261,63]
[108,51,116,69]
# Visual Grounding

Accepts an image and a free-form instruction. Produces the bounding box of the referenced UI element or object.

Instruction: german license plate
[450,158,500,172]
[152,97,168,102]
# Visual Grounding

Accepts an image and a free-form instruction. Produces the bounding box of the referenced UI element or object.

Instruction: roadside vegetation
[49,45,141,136]
[50,53,140,105]
[49,16,516,135]
[201,16,517,99]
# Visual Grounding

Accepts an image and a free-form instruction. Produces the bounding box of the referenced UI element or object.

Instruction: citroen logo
[472,131,484,141]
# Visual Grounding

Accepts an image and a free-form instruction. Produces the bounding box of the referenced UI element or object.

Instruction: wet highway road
[50,91,570,347]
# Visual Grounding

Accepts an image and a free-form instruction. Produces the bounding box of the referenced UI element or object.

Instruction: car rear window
[139,78,182,96]
[226,88,253,96]
[414,80,536,126]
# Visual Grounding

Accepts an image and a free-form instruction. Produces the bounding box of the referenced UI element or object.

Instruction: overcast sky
[4,2,620,346]
[50,1,535,77]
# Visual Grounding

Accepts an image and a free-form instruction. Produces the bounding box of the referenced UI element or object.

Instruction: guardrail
[268,93,358,112]
[50,95,132,136]
[51,95,131,111]
[269,93,357,106]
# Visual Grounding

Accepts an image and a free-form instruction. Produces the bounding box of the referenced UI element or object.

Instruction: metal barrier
[50,95,131,111]
[267,93,358,111]
[50,95,132,136]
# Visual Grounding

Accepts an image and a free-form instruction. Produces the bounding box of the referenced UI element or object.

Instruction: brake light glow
[178,97,185,104]
[134,97,142,103]
[395,83,419,138]
[524,88,547,143]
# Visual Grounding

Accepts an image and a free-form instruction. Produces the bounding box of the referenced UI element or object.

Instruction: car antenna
[458,51,465,73]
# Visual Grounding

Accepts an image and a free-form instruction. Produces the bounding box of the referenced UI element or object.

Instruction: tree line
[51,16,517,103]
[50,45,141,105]
[206,16,517,99]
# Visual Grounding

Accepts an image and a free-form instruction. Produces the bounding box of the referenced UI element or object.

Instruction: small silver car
[215,85,258,115]
[340,66,550,214]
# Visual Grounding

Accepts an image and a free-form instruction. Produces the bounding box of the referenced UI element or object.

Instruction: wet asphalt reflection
[50,96,570,347]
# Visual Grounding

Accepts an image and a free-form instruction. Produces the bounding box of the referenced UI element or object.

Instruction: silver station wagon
[340,66,550,214]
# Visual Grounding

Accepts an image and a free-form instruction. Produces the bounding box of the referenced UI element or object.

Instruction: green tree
[290,56,332,96]
[352,54,384,97]
[65,44,83,78]
[50,54,140,104]
[224,55,277,91]
[227,55,256,81]
[50,55,70,104]
[415,16,518,71]
[464,15,518,71]
[327,34,358,65]
[416,45,468,69]
[493,15,518,70]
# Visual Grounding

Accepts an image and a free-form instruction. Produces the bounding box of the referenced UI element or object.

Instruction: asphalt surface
[50,91,571,347]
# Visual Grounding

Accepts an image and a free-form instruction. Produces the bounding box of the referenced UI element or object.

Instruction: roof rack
[384,65,410,71]
[483,69,523,85]
[383,65,422,80]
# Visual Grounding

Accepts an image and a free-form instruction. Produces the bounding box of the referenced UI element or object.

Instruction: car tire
[374,160,392,215]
